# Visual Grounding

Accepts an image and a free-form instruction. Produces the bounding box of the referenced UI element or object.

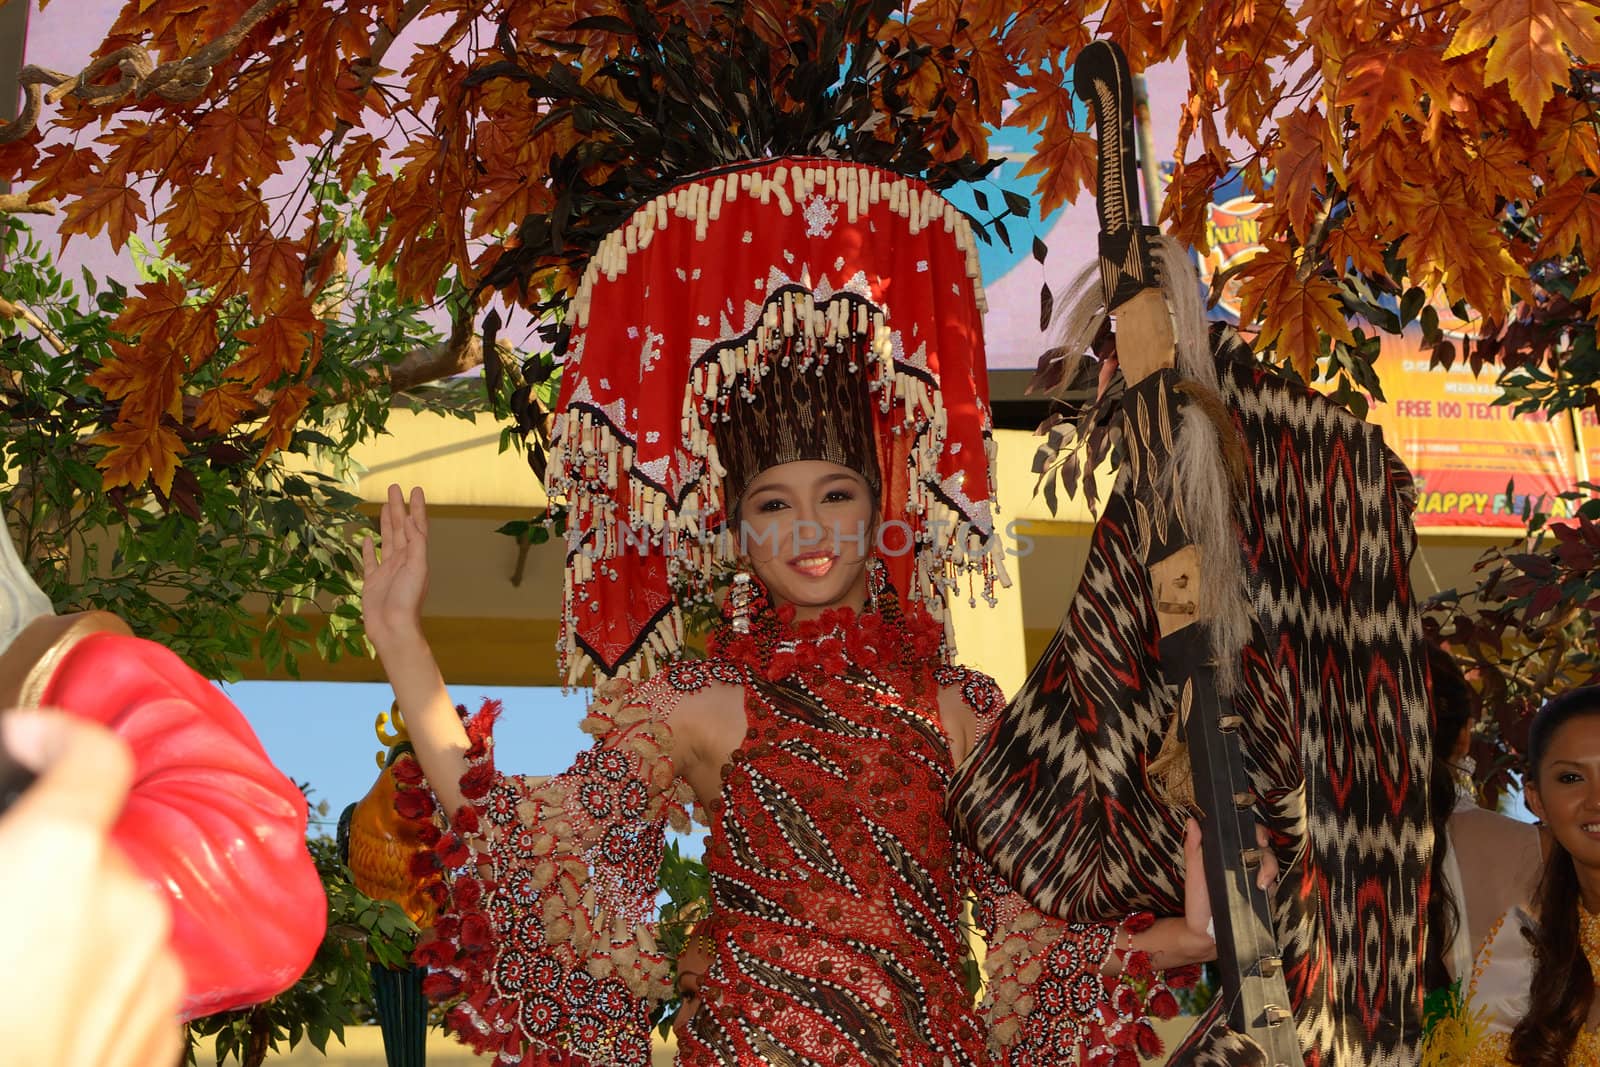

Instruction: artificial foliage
[0,214,366,678]
[2,0,1596,495]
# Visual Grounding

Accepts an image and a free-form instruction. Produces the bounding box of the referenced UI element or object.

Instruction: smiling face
[735,460,875,619]
[1527,713,1600,874]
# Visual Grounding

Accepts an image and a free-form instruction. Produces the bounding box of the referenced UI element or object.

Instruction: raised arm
[362,483,469,817]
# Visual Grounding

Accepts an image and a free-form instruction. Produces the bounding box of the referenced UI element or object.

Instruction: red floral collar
[709,602,945,683]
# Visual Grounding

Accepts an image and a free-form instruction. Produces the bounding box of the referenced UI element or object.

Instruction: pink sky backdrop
[18,3,1202,370]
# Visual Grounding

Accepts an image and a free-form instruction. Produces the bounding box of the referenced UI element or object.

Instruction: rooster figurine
[339,706,435,1067]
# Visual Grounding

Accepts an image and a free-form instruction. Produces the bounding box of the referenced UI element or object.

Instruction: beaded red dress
[396,602,1189,1066]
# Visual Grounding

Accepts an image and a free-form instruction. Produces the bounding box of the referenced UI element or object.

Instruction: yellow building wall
[240,410,1519,689]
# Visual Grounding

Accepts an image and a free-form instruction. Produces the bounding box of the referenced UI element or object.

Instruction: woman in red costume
[364,159,1246,1066]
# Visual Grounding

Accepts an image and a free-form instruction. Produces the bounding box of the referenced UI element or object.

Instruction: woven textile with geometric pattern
[948,327,1434,1066]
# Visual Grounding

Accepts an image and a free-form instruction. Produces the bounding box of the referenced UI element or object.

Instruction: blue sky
[224,681,592,834]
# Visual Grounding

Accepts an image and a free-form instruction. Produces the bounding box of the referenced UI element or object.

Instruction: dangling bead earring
[730,571,754,633]
[866,556,884,615]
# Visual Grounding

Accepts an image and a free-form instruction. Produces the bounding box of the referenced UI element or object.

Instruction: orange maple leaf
[336,133,386,192]
[94,419,185,495]
[957,24,1013,125]
[1536,96,1600,182]
[1100,0,1170,68]
[195,107,294,188]
[22,143,97,202]
[100,118,191,180]
[1458,131,1537,209]
[1446,0,1600,120]
[93,341,186,424]
[57,176,147,253]
[111,275,186,335]
[1018,126,1097,219]
[1535,175,1600,260]
[1323,218,1390,278]
[0,135,41,181]
[1396,178,1527,314]
[1006,79,1073,135]
[255,384,315,462]
[195,383,260,434]
[1160,154,1228,253]
[111,276,217,355]
[394,232,455,306]
[1334,45,1449,147]
[245,234,310,316]
[232,299,322,386]
[1267,107,1331,243]
[1235,241,1354,380]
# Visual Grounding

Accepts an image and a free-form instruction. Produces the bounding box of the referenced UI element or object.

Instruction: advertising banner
[1178,172,1582,529]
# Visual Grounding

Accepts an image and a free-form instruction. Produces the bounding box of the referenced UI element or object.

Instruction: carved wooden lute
[1072,40,1304,1066]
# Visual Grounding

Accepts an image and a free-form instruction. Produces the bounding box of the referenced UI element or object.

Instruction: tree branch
[0,193,58,215]
[387,333,496,395]
[0,295,69,356]
[0,0,299,144]
[179,332,502,428]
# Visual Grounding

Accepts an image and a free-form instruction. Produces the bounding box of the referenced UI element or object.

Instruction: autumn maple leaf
[1335,45,1449,147]
[195,383,261,434]
[1446,0,1600,120]
[1234,240,1354,380]
[255,384,316,462]
[94,419,185,495]
[1396,178,1528,313]
[58,175,148,253]
[1535,175,1600,260]
[245,235,311,316]
[1266,108,1332,244]
[232,298,322,385]
[111,276,217,355]
[1018,127,1097,219]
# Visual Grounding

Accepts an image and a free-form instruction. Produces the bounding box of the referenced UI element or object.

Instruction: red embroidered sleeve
[393,674,698,1067]
[938,665,1191,1066]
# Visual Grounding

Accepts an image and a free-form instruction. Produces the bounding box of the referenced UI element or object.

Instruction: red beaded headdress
[549,157,1003,682]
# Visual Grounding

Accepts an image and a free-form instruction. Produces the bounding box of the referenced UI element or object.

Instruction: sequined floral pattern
[394,680,696,1065]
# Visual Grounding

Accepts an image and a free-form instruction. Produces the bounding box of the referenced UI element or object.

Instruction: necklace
[710,600,945,682]
[1583,905,1600,978]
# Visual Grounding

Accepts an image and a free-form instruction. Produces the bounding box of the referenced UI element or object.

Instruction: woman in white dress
[1429,684,1600,1066]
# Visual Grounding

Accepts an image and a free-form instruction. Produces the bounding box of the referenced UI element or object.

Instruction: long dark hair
[1509,685,1600,1067]
[1424,643,1470,995]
